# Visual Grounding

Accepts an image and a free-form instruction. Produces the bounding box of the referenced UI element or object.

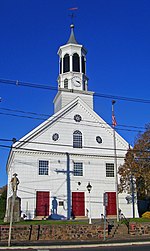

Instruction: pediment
[12,96,128,153]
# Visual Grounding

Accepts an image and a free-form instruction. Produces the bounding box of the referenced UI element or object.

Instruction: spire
[67,24,78,44]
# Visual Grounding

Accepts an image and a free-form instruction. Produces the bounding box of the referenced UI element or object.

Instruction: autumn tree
[0,185,7,220]
[118,124,150,200]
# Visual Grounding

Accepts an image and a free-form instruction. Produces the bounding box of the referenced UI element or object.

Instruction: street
[0,243,150,251]
[46,244,150,251]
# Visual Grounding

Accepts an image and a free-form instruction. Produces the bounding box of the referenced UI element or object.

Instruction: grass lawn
[0,219,88,225]
[1,218,150,226]
[16,220,88,225]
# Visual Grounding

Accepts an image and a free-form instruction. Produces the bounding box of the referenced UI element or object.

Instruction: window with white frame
[106,163,114,177]
[39,160,49,175]
[73,162,83,176]
[73,130,82,148]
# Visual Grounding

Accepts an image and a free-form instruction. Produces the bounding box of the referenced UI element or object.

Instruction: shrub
[142,211,150,219]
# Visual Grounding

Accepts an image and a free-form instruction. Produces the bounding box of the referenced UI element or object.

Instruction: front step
[109,223,129,238]
[33,216,48,220]
[75,216,88,220]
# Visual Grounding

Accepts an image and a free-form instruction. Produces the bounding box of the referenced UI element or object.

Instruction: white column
[70,55,73,72]
[80,56,82,73]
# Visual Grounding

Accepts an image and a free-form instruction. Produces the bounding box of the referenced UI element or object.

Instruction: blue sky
[0,0,150,187]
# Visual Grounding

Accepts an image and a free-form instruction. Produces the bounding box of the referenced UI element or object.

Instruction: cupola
[57,24,88,91]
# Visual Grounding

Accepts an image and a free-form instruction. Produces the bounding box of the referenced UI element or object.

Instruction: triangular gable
[12,95,129,151]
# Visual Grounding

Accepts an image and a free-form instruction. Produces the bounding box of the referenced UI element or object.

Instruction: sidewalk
[0,235,150,249]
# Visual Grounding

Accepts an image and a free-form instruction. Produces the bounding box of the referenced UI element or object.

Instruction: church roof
[67,24,78,44]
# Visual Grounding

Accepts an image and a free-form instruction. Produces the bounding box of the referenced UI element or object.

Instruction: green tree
[0,185,7,220]
[118,124,150,200]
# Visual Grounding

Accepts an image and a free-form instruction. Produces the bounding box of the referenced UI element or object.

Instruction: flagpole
[112,100,119,222]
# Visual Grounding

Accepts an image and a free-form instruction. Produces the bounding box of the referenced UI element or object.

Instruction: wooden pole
[8,192,15,247]
[112,100,119,222]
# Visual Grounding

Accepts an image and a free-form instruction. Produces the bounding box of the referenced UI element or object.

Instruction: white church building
[5,24,137,220]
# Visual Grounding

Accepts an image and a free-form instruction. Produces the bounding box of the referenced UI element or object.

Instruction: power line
[0,112,144,133]
[0,144,126,157]
[0,107,146,130]
[94,92,150,104]
[0,78,56,90]
[0,106,145,130]
[1,78,150,104]
[0,111,44,121]
[0,138,131,152]
[0,108,145,133]
[0,107,48,118]
[0,141,149,156]
[0,78,148,134]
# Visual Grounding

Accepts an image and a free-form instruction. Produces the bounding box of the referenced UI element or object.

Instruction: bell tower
[57,24,88,91]
[54,24,94,113]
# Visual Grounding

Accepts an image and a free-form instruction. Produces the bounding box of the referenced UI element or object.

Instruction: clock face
[71,76,81,87]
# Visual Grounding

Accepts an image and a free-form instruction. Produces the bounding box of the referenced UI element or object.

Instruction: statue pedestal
[4,196,21,223]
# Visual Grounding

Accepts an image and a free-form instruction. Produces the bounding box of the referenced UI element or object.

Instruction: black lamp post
[87,182,92,224]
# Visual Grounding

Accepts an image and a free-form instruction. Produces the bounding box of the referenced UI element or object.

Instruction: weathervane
[68,7,78,24]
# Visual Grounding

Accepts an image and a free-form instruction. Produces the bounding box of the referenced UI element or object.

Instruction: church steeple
[53,24,94,113]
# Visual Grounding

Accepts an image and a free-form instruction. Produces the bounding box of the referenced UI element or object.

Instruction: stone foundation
[1,222,150,242]
[129,222,150,236]
[0,224,107,242]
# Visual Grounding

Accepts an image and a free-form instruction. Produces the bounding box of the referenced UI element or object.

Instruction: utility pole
[112,100,119,222]
[55,152,73,220]
[8,192,15,247]
[66,152,71,220]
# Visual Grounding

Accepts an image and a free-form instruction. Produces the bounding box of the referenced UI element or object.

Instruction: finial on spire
[70,24,74,29]
[67,22,78,44]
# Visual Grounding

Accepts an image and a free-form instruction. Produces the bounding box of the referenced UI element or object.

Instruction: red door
[72,192,85,216]
[106,192,117,216]
[36,191,50,216]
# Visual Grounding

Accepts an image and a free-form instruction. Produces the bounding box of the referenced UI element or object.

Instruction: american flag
[112,114,117,127]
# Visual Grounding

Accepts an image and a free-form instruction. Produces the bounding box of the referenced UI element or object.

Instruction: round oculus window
[96,136,102,144]
[74,114,82,122]
[52,133,59,141]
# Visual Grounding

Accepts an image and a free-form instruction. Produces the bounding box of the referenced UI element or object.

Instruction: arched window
[82,56,85,74]
[73,130,82,148]
[64,78,68,89]
[59,58,62,74]
[73,53,80,72]
[63,54,70,73]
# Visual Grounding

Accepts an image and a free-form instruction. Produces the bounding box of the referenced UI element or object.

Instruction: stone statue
[11,173,19,197]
